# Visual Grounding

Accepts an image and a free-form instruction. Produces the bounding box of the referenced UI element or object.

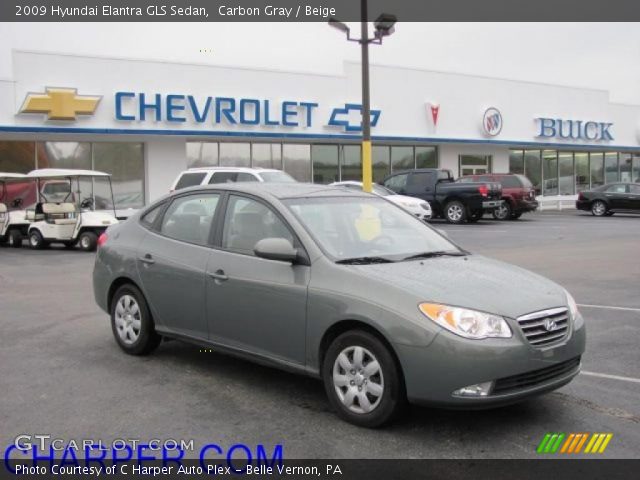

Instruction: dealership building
[1,50,640,211]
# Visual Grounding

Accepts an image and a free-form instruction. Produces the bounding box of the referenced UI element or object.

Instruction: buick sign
[536,117,614,141]
[483,107,503,136]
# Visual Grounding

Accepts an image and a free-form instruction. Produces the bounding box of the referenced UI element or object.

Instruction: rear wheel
[28,230,47,249]
[444,201,467,224]
[323,330,405,428]
[78,231,98,251]
[591,200,607,217]
[492,201,512,220]
[8,229,23,248]
[111,284,161,356]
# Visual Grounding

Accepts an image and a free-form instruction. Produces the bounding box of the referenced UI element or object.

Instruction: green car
[93,183,585,427]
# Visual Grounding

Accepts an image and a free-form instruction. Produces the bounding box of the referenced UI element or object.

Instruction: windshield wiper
[336,256,396,265]
[402,251,466,261]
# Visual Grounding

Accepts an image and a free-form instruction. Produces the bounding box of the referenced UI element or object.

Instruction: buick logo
[483,107,503,136]
[543,318,558,332]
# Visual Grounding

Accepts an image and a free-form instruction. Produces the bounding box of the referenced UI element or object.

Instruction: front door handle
[208,269,228,282]
[139,254,155,265]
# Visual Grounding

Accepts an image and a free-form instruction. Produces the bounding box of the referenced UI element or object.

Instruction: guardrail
[536,195,578,211]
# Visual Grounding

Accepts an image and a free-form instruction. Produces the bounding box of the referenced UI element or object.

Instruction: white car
[170,167,296,192]
[330,180,432,221]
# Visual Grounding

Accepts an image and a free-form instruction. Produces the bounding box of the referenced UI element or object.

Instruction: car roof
[180,182,371,200]
[27,168,111,178]
[183,167,281,173]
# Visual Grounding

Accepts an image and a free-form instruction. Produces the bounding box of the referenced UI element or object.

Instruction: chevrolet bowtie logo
[19,88,101,121]
[328,103,381,132]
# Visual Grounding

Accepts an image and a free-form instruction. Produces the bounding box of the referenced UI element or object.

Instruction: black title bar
[2,0,640,22]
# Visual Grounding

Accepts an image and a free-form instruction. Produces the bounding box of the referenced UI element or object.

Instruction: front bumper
[394,315,586,407]
[482,200,503,210]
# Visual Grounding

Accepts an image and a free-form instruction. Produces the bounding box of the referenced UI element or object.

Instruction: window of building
[619,153,632,183]
[604,152,619,184]
[312,145,339,184]
[372,146,390,183]
[415,146,437,169]
[160,193,220,245]
[187,142,219,168]
[391,146,414,172]
[574,152,589,192]
[542,150,558,195]
[459,155,491,177]
[0,141,36,173]
[283,144,311,182]
[524,150,542,194]
[37,142,91,170]
[341,145,362,181]
[222,195,294,254]
[93,143,145,209]
[219,143,250,167]
[558,152,574,195]
[251,143,282,169]
[590,153,604,188]
[509,150,524,175]
[633,155,640,183]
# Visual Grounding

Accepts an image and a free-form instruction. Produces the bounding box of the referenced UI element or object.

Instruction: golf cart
[0,173,33,248]
[26,169,119,251]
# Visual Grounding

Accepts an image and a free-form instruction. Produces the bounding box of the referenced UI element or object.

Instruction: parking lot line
[581,371,640,384]
[577,304,640,313]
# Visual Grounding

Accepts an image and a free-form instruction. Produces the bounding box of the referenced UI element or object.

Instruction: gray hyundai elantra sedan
[93,183,585,427]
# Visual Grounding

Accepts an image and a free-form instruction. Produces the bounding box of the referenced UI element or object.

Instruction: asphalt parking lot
[1,211,639,459]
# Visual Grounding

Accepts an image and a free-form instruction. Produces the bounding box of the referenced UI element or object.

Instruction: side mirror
[254,238,298,263]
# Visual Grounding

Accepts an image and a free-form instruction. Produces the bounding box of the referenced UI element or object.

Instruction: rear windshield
[175,172,206,190]
[259,171,297,183]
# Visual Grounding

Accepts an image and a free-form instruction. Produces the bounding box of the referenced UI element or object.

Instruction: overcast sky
[1,22,639,104]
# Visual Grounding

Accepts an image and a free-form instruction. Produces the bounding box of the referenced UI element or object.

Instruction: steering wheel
[80,197,94,209]
[11,198,23,208]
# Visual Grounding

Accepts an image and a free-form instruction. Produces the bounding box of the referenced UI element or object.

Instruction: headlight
[420,202,431,211]
[419,303,512,339]
[565,289,579,320]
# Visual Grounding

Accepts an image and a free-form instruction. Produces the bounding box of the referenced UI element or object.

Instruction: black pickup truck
[381,169,503,224]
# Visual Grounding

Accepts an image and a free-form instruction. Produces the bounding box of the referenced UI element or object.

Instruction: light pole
[329,5,396,192]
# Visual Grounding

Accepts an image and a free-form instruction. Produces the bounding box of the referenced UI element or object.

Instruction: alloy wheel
[332,346,384,414]
[447,205,463,222]
[592,201,606,216]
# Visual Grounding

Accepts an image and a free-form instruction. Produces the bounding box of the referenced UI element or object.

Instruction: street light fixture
[328,2,396,192]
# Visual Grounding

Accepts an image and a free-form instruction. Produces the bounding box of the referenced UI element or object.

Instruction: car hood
[349,254,567,319]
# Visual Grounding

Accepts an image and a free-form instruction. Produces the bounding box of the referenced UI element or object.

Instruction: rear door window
[175,172,207,190]
[140,203,165,229]
[160,193,220,245]
[500,176,522,188]
[209,172,239,184]
[606,184,628,193]
[236,172,259,182]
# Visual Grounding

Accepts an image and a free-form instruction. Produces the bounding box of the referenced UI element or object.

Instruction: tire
[78,231,98,251]
[492,201,512,220]
[28,230,47,249]
[511,212,523,220]
[322,330,405,428]
[605,211,615,217]
[8,229,23,248]
[110,284,161,356]
[444,200,467,224]
[591,200,608,217]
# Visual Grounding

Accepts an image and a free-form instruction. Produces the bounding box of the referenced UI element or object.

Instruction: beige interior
[0,203,7,213]
[42,203,77,214]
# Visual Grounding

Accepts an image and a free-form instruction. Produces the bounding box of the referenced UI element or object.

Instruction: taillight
[97,232,108,247]
[577,192,584,201]
[478,185,489,197]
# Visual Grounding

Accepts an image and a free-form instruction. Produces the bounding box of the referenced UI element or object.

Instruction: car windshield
[285,196,461,262]
[259,171,297,183]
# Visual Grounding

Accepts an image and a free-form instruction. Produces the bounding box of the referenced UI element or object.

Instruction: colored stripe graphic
[538,433,613,454]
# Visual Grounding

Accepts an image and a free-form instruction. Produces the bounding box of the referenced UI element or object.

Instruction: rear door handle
[208,269,228,281]
[139,254,155,265]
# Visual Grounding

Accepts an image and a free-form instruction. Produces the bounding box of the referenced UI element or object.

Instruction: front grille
[517,307,570,347]
[493,356,581,395]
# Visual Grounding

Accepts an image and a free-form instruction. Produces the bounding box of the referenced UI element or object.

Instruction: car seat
[42,203,77,225]
[227,211,266,252]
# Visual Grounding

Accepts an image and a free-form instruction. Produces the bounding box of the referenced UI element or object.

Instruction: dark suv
[457,173,538,220]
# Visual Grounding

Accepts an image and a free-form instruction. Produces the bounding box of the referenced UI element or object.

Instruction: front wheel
[444,201,467,224]
[8,229,23,248]
[591,200,608,217]
[28,230,47,249]
[78,231,98,251]
[492,202,512,220]
[110,284,161,356]
[323,330,405,428]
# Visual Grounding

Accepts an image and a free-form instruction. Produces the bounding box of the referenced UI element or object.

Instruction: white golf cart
[26,169,119,251]
[0,173,33,248]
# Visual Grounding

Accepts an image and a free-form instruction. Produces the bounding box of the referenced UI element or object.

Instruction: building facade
[1,50,640,211]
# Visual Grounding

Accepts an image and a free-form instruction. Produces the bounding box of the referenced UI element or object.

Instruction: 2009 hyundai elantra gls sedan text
[93,183,585,427]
